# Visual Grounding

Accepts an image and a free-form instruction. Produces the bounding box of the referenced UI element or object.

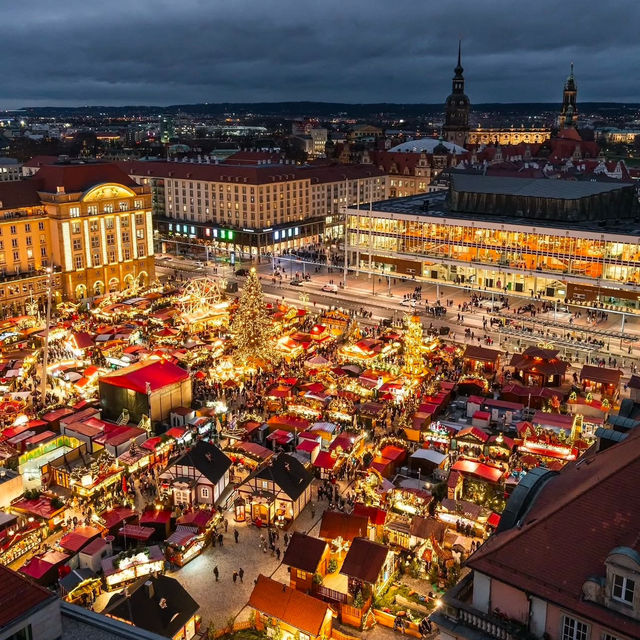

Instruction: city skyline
[2,0,640,109]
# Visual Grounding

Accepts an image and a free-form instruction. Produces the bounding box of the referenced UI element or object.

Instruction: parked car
[290,279,304,287]
[322,283,338,293]
[400,298,417,307]
[235,268,250,276]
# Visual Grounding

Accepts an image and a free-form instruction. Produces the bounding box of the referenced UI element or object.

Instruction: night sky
[2,0,639,108]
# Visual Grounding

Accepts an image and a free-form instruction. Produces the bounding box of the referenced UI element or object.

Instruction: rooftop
[0,564,56,628]
[355,188,640,236]
[467,429,640,639]
[450,173,629,200]
[249,574,331,636]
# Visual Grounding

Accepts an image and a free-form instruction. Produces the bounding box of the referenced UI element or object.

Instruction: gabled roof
[249,574,331,636]
[467,429,640,639]
[319,510,368,542]
[104,574,199,638]
[340,538,390,583]
[173,440,231,486]
[99,359,189,394]
[282,532,328,573]
[0,564,56,627]
[254,452,313,501]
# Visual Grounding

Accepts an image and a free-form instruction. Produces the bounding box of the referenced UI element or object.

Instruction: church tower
[558,63,578,128]
[443,41,470,147]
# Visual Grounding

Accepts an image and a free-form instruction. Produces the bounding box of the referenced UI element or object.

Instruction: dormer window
[612,574,635,605]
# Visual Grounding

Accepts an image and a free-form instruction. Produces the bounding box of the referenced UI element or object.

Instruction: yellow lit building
[35,163,155,299]
[0,162,155,309]
[467,126,551,146]
[0,181,60,314]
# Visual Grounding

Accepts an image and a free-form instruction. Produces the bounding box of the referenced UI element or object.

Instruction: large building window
[69,207,80,218]
[562,616,588,640]
[612,574,635,605]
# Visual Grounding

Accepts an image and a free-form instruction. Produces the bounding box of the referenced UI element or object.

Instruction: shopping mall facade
[346,174,640,310]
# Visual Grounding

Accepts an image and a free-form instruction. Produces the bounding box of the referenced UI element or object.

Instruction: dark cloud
[1,0,639,108]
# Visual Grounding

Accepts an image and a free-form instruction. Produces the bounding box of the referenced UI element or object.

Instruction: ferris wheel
[180,277,224,319]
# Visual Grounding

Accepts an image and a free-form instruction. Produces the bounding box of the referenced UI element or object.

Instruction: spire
[455,39,463,77]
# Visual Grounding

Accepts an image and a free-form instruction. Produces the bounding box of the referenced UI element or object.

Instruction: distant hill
[8,101,640,119]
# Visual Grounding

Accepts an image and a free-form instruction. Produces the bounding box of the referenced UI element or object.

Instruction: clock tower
[443,41,470,148]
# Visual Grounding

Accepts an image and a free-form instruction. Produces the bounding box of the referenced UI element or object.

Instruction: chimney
[56,186,65,194]
[144,580,154,599]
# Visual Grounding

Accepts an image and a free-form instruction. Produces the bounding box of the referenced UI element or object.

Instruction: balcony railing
[433,574,538,640]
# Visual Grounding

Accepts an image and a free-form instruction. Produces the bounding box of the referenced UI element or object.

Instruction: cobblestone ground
[169,477,354,627]
[171,477,438,640]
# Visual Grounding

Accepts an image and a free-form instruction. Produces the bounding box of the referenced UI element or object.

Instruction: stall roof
[451,459,504,483]
[313,451,338,470]
[296,439,319,453]
[463,345,502,363]
[140,509,172,525]
[100,507,137,529]
[58,526,101,553]
[580,365,622,386]
[340,538,389,584]
[249,574,332,637]
[282,532,328,573]
[119,524,154,541]
[319,510,368,541]
[100,359,189,393]
[410,449,447,465]
[166,525,198,547]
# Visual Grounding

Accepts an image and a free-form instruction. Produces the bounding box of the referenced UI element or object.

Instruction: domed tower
[558,63,578,128]
[443,41,470,147]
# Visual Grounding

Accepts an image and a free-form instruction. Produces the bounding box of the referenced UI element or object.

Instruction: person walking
[213,566,219,582]
[218,533,223,546]
[232,571,238,584]
[238,567,244,582]
[224,518,228,533]
[234,529,239,543]
[276,547,281,561]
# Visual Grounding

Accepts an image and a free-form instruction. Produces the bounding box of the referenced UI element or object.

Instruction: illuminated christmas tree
[231,267,277,364]
[403,314,425,375]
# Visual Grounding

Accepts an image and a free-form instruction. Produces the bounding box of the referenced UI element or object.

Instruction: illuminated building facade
[467,126,551,146]
[0,181,61,313]
[120,160,386,255]
[35,163,155,299]
[346,175,640,309]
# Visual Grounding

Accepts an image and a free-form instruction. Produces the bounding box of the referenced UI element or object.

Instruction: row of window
[68,201,144,217]
[72,245,147,270]
[0,221,46,234]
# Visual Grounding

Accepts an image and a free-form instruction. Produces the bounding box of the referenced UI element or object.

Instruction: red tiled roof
[33,162,138,194]
[0,564,55,626]
[99,359,189,394]
[468,429,640,639]
[249,574,331,636]
[0,180,43,210]
[119,159,385,186]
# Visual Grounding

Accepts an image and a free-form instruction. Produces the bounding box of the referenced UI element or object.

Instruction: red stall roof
[313,451,338,470]
[119,524,154,541]
[101,507,136,529]
[100,359,189,394]
[140,509,172,525]
[452,459,504,483]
